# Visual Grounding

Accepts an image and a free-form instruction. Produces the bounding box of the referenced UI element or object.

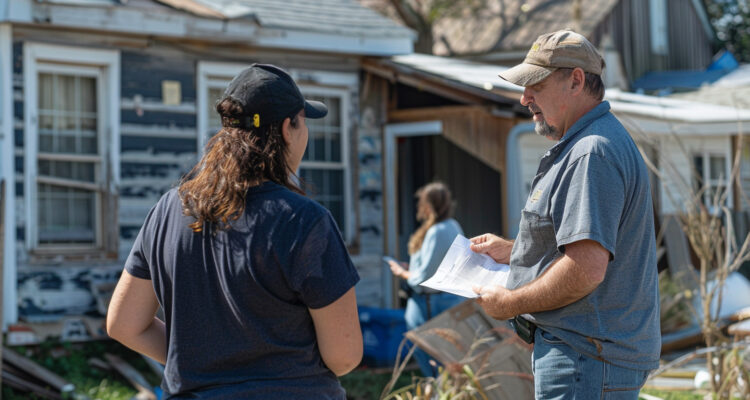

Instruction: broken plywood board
[405,300,534,400]
[104,353,156,400]
[2,346,74,393]
[1,368,63,400]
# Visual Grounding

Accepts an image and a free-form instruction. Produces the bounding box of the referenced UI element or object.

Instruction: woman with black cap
[106,64,362,399]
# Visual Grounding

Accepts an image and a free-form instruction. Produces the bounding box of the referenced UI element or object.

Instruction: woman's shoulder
[254,182,330,222]
[428,218,462,236]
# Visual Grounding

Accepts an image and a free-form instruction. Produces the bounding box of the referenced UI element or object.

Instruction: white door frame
[0,23,16,327]
[382,120,442,307]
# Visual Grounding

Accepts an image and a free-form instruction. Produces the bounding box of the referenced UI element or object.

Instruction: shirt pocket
[511,210,558,267]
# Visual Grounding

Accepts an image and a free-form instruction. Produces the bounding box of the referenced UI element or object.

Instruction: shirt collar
[548,101,610,154]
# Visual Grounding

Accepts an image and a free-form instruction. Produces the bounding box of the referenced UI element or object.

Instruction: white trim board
[383,120,442,307]
[1,22,17,327]
[17,3,412,56]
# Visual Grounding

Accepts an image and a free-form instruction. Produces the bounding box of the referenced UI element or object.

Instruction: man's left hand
[473,285,517,320]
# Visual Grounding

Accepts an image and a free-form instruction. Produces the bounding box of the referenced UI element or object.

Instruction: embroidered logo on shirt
[530,189,542,203]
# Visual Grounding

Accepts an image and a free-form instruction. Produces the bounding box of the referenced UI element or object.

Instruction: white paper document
[420,235,510,298]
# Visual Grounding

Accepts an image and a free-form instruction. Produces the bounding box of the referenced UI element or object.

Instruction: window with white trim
[37,70,100,244]
[693,153,731,210]
[24,43,119,257]
[298,89,348,234]
[197,64,353,241]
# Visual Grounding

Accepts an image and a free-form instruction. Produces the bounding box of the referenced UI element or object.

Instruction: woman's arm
[106,270,167,364]
[308,287,362,376]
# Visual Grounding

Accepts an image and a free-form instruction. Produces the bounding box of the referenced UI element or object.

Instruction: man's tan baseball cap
[499,30,605,87]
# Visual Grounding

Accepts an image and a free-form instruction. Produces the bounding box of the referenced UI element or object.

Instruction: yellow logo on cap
[253,114,260,128]
[531,43,540,52]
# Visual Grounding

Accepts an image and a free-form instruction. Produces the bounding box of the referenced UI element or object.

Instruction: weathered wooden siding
[118,49,199,256]
[605,0,715,82]
[387,105,514,238]
[10,26,382,318]
[666,0,715,71]
[353,73,388,307]
[389,106,511,173]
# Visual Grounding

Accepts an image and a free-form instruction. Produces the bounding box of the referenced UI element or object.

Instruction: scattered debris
[104,353,156,400]
[1,346,75,397]
[88,357,112,371]
[405,300,534,399]
[1,368,63,400]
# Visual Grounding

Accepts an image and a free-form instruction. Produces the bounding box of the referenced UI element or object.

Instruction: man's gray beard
[535,120,561,140]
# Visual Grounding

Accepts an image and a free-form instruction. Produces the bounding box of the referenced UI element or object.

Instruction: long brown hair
[179,98,302,232]
[407,182,454,255]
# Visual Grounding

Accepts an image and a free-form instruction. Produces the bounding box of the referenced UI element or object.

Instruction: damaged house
[0,0,414,329]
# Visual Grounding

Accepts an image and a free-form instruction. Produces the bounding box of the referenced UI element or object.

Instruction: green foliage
[2,339,159,400]
[640,388,705,400]
[340,368,419,400]
[382,363,490,400]
[703,0,750,62]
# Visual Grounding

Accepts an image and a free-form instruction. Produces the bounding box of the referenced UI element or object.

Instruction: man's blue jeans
[532,329,650,399]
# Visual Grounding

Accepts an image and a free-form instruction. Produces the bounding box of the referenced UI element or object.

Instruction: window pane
[39,160,96,182]
[38,183,96,244]
[300,168,345,231]
[303,95,342,162]
[38,73,98,155]
[693,155,704,193]
[37,71,101,247]
[207,86,224,138]
[710,156,726,180]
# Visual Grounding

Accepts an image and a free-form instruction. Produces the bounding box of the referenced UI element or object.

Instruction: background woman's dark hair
[407,182,454,255]
[179,98,302,232]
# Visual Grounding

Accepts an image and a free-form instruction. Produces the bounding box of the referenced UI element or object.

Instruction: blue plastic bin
[358,306,408,368]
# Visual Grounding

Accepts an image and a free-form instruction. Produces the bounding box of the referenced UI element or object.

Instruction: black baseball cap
[221,63,327,128]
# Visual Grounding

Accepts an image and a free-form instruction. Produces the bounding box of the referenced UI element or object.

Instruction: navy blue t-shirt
[124,181,360,399]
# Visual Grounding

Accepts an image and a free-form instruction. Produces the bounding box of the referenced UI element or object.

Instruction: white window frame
[23,43,120,252]
[196,61,355,242]
[693,150,733,211]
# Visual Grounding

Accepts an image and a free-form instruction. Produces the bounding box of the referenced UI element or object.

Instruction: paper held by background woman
[420,235,510,298]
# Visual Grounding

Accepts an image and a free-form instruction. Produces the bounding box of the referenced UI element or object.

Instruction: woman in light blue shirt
[387,182,464,376]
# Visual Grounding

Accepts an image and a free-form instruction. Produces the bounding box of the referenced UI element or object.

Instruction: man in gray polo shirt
[470,30,660,398]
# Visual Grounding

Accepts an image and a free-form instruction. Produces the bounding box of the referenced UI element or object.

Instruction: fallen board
[2,346,74,393]
[405,300,534,399]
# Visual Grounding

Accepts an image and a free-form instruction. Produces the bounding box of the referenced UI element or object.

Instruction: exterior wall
[353,73,388,307]
[605,0,715,83]
[655,136,732,216]
[9,26,380,320]
[740,137,750,212]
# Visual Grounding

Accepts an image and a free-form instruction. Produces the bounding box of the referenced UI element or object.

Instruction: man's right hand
[469,233,514,264]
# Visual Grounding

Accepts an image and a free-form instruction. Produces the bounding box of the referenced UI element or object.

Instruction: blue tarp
[631,50,740,93]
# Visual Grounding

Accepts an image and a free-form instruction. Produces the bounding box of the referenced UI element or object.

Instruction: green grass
[2,339,159,400]
[340,367,421,400]
[640,388,706,400]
